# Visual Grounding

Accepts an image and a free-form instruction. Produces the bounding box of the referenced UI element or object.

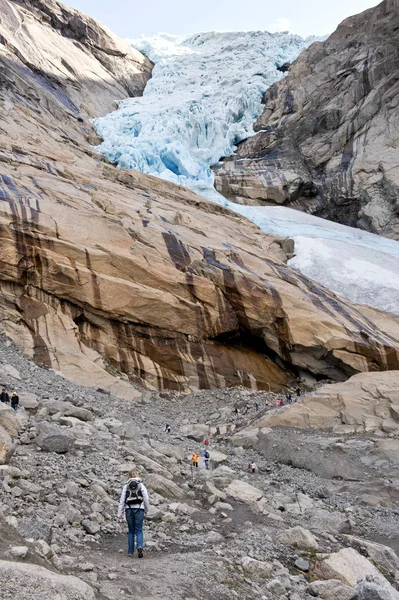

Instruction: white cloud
[268,17,292,32]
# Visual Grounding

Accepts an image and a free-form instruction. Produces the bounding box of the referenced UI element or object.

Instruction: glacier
[93,31,399,316]
[93,31,315,190]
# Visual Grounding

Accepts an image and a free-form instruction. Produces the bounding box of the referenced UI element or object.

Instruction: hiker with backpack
[117,470,150,558]
[203,449,210,470]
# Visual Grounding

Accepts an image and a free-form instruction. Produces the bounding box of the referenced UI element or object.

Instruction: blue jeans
[125,508,144,554]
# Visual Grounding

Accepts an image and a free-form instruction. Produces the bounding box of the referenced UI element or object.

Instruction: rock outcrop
[256,370,399,433]
[0,0,399,396]
[214,0,399,240]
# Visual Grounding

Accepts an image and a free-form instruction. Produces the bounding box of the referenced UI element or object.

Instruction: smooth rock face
[0,560,95,600]
[256,371,399,432]
[214,0,399,240]
[0,0,399,396]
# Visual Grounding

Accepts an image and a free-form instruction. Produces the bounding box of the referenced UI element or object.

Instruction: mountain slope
[214,0,399,240]
[0,0,399,398]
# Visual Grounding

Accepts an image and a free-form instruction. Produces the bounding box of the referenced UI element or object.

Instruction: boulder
[356,578,399,600]
[181,424,210,442]
[0,404,21,437]
[0,426,13,465]
[315,547,388,587]
[231,428,259,448]
[0,560,95,599]
[19,516,52,544]
[344,536,399,576]
[81,519,100,535]
[18,393,39,412]
[208,450,228,464]
[277,526,319,551]
[225,480,263,504]
[310,579,357,600]
[64,407,94,422]
[0,364,21,380]
[241,556,273,580]
[35,423,75,454]
[145,474,184,499]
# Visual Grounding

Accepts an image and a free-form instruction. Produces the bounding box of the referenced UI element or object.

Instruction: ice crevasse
[94,31,399,316]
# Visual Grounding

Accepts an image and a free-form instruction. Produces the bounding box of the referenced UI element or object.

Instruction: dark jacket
[11,394,19,406]
[0,392,9,403]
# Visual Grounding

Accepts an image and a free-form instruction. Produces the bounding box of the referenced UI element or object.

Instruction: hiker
[275,398,279,408]
[234,407,239,417]
[191,452,199,469]
[296,387,301,401]
[117,470,150,558]
[204,438,209,447]
[0,387,9,404]
[10,391,19,411]
[255,402,259,411]
[248,461,256,474]
[165,424,171,433]
[203,449,210,470]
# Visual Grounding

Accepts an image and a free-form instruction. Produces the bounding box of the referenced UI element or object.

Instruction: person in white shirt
[117,470,150,558]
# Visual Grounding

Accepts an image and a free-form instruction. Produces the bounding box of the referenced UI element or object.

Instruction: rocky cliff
[1,0,399,398]
[214,0,399,240]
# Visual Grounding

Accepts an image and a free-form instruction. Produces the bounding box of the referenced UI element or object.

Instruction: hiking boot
[137,547,143,559]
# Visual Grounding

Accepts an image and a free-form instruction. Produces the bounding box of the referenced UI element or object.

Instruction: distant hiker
[165,424,171,433]
[0,387,9,404]
[191,452,199,468]
[203,449,210,470]
[248,462,256,474]
[296,388,301,401]
[286,393,292,404]
[118,470,150,558]
[255,402,259,412]
[10,391,19,411]
[275,398,279,408]
[234,407,239,417]
[280,398,284,407]
[204,438,209,447]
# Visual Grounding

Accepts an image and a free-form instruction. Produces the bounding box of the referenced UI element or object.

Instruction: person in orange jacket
[191,452,199,468]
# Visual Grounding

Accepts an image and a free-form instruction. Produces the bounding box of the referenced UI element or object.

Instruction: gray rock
[35,422,75,453]
[356,578,399,600]
[81,519,100,535]
[310,579,357,600]
[295,558,310,572]
[8,546,29,559]
[19,516,52,544]
[0,560,95,599]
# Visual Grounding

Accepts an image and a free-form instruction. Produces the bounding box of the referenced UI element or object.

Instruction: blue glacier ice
[93,31,399,316]
[93,31,315,190]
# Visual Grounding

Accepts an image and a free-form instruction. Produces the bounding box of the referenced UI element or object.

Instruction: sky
[65,0,380,39]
